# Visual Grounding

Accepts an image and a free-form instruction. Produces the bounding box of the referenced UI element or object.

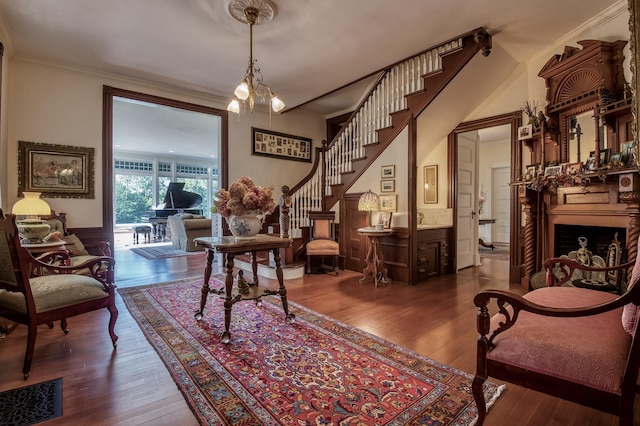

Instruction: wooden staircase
[286,28,492,237]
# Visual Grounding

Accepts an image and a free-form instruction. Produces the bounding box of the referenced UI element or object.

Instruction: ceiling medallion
[227,0,276,25]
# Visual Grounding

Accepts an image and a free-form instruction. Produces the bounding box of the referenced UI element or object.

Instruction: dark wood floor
[0,247,632,425]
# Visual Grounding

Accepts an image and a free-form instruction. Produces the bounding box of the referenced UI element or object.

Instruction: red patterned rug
[119,279,504,425]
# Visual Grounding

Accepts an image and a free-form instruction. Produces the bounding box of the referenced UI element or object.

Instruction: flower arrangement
[212,176,276,219]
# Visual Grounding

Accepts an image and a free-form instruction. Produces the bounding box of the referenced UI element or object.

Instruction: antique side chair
[0,210,118,379]
[305,211,339,275]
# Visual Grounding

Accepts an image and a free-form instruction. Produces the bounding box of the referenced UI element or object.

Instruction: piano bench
[133,225,152,244]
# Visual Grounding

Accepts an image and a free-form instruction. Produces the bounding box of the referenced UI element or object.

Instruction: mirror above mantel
[520,39,633,173]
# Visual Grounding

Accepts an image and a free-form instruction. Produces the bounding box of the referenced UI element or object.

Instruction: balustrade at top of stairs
[284,28,492,238]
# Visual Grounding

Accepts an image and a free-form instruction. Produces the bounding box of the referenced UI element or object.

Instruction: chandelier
[227,0,285,114]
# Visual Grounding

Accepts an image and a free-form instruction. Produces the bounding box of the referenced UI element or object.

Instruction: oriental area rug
[119,279,504,425]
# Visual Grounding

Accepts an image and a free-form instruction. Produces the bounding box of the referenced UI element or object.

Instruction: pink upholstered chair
[473,238,640,425]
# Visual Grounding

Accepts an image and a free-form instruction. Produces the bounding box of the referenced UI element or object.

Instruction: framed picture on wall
[423,164,438,204]
[379,194,397,212]
[18,140,95,199]
[380,179,395,193]
[381,165,395,178]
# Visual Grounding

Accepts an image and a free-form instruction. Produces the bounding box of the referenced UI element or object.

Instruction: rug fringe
[469,384,506,426]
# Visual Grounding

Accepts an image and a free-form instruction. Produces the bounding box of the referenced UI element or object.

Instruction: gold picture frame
[379,194,397,212]
[18,140,95,199]
[423,164,438,204]
[381,165,395,178]
[380,179,395,193]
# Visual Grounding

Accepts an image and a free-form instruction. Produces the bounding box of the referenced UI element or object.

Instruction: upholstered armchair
[472,237,640,425]
[167,213,211,252]
[41,210,111,271]
[0,210,118,379]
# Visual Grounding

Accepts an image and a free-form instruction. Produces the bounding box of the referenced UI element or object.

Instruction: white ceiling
[0,0,623,157]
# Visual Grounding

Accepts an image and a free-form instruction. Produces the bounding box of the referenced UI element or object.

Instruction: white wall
[349,127,409,228]
[4,58,325,228]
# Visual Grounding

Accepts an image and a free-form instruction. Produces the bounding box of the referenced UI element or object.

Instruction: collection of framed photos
[525,141,636,179]
[379,165,397,214]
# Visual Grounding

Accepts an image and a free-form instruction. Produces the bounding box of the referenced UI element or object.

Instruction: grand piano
[148,182,203,240]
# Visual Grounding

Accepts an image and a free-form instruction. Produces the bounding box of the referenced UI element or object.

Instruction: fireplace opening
[554,225,627,262]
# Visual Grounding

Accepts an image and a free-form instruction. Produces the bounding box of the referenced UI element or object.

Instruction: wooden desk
[193,235,294,343]
[479,218,496,249]
[358,228,393,287]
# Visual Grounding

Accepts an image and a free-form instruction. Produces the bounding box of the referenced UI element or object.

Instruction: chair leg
[23,323,38,379]
[472,375,487,425]
[108,304,119,348]
[306,256,311,276]
[60,318,69,333]
[334,254,339,275]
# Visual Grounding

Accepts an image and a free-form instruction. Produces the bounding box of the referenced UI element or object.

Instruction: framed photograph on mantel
[251,127,312,163]
[18,140,95,199]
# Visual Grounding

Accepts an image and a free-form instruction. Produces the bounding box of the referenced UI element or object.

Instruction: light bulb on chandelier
[227,0,284,115]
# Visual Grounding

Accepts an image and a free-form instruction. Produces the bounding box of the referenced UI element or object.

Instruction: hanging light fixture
[227,0,284,115]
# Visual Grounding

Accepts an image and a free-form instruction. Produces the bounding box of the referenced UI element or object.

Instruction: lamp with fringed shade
[358,190,380,229]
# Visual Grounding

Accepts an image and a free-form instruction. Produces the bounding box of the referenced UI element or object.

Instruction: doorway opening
[102,86,228,251]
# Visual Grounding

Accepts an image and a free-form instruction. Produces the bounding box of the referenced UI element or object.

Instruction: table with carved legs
[193,234,294,343]
[358,228,393,287]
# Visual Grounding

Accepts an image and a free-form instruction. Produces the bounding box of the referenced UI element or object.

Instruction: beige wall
[3,58,325,228]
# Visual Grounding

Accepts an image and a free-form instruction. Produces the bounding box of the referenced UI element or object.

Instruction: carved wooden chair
[473,236,640,425]
[0,210,118,379]
[306,211,339,275]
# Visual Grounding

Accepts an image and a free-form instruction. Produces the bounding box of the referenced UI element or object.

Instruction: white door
[457,132,478,270]
[492,167,511,244]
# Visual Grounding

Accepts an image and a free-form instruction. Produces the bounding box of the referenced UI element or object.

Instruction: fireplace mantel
[518,173,640,289]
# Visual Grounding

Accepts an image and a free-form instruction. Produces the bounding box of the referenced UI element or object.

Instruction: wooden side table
[479,218,496,249]
[193,234,294,344]
[358,228,393,287]
[21,240,66,254]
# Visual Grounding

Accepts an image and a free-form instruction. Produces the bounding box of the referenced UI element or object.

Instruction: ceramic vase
[227,212,263,240]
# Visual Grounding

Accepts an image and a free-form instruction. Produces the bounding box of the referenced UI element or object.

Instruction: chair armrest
[83,241,111,256]
[543,257,634,286]
[26,250,115,286]
[474,289,636,350]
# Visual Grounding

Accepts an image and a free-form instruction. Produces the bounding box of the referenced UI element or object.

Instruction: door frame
[447,111,522,282]
[102,86,228,247]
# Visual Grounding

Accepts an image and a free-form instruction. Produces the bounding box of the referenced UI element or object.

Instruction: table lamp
[12,192,52,242]
[358,190,380,229]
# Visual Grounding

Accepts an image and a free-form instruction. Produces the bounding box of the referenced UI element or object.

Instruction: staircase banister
[325,71,389,150]
[287,143,327,196]
[286,27,491,113]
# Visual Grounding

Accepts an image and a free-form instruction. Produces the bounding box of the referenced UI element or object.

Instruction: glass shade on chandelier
[227,2,284,115]
[12,192,52,242]
[358,190,380,228]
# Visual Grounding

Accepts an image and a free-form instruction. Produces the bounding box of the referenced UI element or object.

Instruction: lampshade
[12,192,51,218]
[358,190,380,228]
[12,192,52,242]
[358,190,380,212]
